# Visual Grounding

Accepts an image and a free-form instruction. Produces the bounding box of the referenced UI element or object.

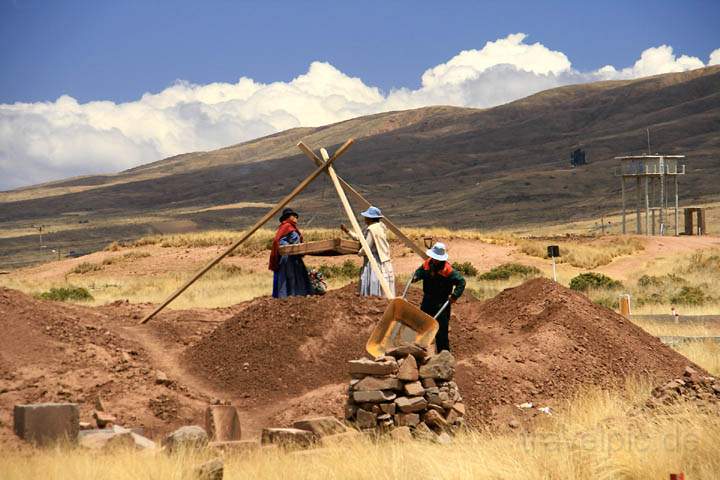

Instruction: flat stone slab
[293,417,347,437]
[209,440,260,454]
[354,376,402,391]
[14,403,79,446]
[353,390,397,403]
[261,428,316,449]
[348,358,398,376]
[395,396,428,413]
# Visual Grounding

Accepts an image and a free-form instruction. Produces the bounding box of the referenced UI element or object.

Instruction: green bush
[478,263,541,280]
[451,261,478,277]
[37,286,93,302]
[69,262,102,274]
[670,286,709,305]
[569,272,623,292]
[593,296,619,310]
[318,260,361,279]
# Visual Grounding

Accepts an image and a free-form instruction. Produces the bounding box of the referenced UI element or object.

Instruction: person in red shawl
[269,207,312,298]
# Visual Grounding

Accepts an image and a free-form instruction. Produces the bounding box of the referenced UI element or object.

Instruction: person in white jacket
[341,206,395,297]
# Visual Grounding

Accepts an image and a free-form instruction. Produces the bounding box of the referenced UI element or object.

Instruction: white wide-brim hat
[426,242,449,261]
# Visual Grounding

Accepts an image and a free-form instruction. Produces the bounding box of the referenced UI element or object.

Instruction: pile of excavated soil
[185,279,701,428]
[0,287,212,446]
[183,285,387,406]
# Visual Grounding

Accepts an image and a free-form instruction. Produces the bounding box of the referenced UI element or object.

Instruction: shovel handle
[434,300,450,319]
[401,275,414,299]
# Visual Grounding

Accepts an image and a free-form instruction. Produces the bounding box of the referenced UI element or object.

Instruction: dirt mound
[183,284,387,406]
[0,287,211,446]
[184,279,700,428]
[451,278,703,427]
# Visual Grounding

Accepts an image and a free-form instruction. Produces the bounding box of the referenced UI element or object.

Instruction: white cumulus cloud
[709,48,720,66]
[1,34,717,190]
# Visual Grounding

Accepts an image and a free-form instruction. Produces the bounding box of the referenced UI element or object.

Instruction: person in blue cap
[341,206,395,297]
[411,242,466,352]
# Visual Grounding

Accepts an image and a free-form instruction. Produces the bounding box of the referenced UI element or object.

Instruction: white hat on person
[426,242,449,261]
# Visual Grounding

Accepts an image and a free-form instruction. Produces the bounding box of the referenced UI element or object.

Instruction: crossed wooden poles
[140,139,426,324]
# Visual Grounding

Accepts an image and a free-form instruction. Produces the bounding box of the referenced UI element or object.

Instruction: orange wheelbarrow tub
[365,298,440,357]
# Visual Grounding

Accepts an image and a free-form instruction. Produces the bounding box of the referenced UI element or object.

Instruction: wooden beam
[139,139,354,324]
[319,147,394,299]
[296,141,427,259]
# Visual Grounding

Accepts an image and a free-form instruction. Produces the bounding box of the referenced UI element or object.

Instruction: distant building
[570,148,587,167]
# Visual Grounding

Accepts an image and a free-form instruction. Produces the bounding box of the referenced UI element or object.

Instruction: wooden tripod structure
[140,138,426,324]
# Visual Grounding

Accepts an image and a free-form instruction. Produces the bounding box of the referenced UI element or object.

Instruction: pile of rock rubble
[345,345,465,442]
[646,366,720,411]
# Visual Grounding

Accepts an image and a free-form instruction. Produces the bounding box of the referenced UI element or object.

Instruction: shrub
[478,263,541,281]
[318,260,361,279]
[451,261,478,277]
[569,272,623,292]
[69,262,102,274]
[37,286,93,302]
[670,286,709,305]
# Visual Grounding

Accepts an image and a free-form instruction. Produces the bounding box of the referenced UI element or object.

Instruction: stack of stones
[345,345,465,441]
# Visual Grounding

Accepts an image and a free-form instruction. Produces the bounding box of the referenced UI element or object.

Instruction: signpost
[547,245,560,282]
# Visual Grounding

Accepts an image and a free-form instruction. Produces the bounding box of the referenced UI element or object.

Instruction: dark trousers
[421,301,451,352]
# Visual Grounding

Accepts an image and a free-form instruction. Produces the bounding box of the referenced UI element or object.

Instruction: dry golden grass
[2,378,718,479]
[511,236,645,269]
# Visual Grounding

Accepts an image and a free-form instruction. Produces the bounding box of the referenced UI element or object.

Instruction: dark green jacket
[413,260,466,309]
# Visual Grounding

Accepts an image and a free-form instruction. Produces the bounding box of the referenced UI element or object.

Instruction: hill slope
[1,66,719,267]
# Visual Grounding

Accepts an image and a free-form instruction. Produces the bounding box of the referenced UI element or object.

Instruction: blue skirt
[272,255,312,298]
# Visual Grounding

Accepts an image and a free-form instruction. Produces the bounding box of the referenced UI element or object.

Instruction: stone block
[403,381,424,396]
[419,351,455,380]
[423,410,448,430]
[379,403,396,415]
[353,390,396,403]
[395,396,428,413]
[354,376,402,391]
[394,413,420,427]
[261,428,316,449]
[293,417,347,437]
[13,403,79,446]
[205,405,242,441]
[356,409,376,429]
[397,355,419,382]
[385,344,428,361]
[163,425,208,453]
[209,440,260,455]
[348,358,398,376]
[195,458,223,480]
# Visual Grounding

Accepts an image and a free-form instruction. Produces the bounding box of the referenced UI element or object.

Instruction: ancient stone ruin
[345,345,465,441]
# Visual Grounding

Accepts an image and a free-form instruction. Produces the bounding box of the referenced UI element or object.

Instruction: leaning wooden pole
[139,139,354,324]
[296,142,427,259]
[317,146,394,299]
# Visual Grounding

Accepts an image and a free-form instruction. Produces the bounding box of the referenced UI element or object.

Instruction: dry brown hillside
[1,66,719,268]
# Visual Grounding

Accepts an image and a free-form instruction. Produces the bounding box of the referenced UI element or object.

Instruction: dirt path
[597,236,720,280]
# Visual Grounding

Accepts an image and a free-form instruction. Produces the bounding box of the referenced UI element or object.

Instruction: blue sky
[2,0,718,103]
[1,0,719,189]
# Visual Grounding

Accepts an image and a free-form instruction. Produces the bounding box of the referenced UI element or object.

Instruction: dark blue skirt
[272,255,312,298]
